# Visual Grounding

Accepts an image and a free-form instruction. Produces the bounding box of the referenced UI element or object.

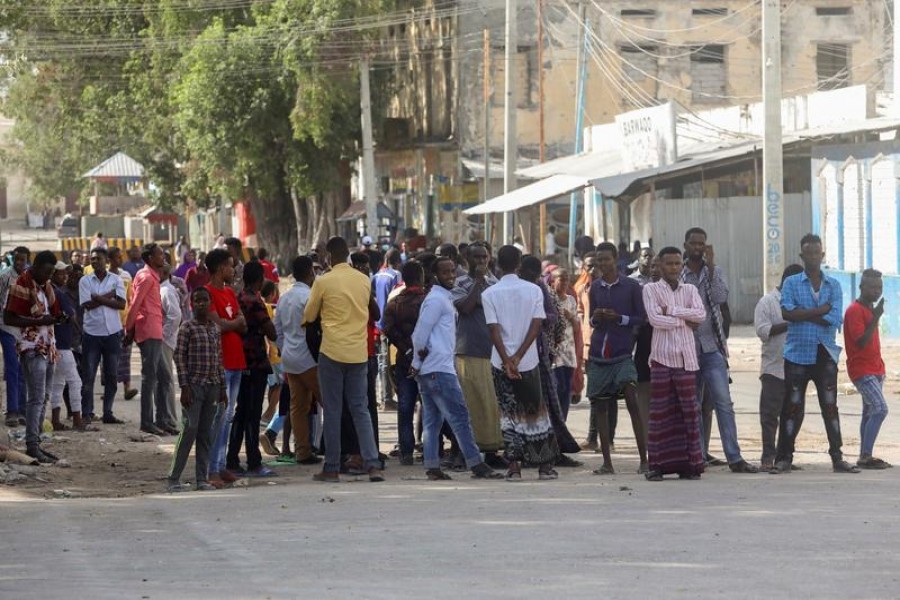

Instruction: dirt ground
[1,325,898,499]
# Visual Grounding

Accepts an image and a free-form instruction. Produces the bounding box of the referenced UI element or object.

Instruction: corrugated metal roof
[82,152,145,181]
[463,174,590,216]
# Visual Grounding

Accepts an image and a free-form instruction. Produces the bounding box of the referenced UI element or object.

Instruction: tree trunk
[251,189,298,272]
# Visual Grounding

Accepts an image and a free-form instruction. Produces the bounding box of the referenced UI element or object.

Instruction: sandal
[471,463,503,479]
[52,422,69,432]
[644,470,663,482]
[833,460,861,474]
[538,466,559,481]
[857,457,893,470]
[505,468,522,481]
[679,473,701,480]
[426,468,452,481]
[728,460,759,474]
[592,463,615,475]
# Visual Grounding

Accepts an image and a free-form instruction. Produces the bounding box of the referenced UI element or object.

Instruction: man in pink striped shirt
[125,243,171,436]
[641,247,706,481]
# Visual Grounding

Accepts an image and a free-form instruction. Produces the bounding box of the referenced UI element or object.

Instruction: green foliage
[0,0,396,239]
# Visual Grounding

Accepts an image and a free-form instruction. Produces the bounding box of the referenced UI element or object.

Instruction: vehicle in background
[57,214,79,238]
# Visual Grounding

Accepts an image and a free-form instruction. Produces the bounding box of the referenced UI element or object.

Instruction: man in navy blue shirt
[586,242,648,475]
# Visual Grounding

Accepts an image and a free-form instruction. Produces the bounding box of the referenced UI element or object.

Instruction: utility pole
[360,56,379,243]
[762,0,784,292]
[503,0,518,244]
[567,2,588,266]
[538,0,547,254]
[894,0,900,115]
[483,28,492,242]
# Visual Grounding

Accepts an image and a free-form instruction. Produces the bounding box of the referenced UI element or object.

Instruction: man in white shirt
[753,264,804,471]
[545,225,557,257]
[79,248,126,425]
[482,245,559,481]
[274,256,322,465]
[157,264,183,435]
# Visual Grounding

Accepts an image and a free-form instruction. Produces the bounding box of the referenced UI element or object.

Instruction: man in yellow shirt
[303,236,383,482]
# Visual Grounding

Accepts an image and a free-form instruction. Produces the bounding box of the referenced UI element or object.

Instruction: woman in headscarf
[173,249,196,280]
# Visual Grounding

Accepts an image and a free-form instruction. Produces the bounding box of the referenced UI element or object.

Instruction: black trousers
[227,369,268,471]
[775,346,843,464]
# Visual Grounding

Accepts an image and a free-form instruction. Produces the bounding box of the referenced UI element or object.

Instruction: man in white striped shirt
[641,247,706,481]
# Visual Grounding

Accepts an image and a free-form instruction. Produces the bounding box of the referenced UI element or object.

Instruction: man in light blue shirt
[773,234,858,474]
[273,256,322,465]
[411,256,501,482]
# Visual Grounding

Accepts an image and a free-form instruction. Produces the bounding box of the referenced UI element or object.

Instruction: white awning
[463,174,590,215]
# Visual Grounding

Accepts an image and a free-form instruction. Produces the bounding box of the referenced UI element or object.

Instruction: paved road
[3,363,900,599]
[2,461,898,599]
[2,303,900,598]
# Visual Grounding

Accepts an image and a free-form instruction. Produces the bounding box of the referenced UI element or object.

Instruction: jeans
[417,372,483,470]
[209,369,243,474]
[395,371,419,457]
[168,383,220,484]
[696,350,743,464]
[854,374,889,458]
[318,354,379,473]
[1,330,24,415]
[156,345,178,430]
[553,366,574,421]
[759,374,785,465]
[81,331,122,420]
[21,351,54,447]
[776,345,844,464]
[227,369,268,471]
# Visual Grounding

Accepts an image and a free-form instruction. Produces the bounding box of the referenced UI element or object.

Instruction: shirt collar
[292,281,310,290]
[500,274,519,283]
[429,285,452,297]
[599,275,622,288]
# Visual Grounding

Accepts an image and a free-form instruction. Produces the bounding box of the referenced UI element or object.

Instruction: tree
[0,0,395,264]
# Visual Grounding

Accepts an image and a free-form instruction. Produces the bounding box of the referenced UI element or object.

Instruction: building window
[692,8,728,16]
[817,43,850,90]
[690,45,726,102]
[816,7,852,16]
[620,45,659,107]
[621,9,656,17]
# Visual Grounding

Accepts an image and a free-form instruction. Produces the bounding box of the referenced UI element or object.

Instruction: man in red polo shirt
[844,269,891,470]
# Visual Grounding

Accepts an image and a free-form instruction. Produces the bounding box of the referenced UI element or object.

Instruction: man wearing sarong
[452,242,506,469]
[641,246,707,481]
[482,245,560,481]
[586,242,648,475]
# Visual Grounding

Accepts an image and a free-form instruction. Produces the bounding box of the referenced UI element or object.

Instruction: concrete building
[374,0,891,244]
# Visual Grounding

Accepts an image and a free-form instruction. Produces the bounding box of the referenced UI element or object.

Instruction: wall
[812,139,900,274]
[650,193,812,323]
[456,0,887,163]
[826,268,900,339]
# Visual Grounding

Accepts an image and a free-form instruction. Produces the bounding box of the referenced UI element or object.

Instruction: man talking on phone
[681,227,757,473]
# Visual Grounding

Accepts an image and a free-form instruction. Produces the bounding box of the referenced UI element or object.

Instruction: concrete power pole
[762,0,784,293]
[894,0,900,114]
[360,56,379,243]
[503,0,518,244]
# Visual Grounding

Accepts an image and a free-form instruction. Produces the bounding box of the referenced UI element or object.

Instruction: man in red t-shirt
[257,248,280,284]
[204,249,248,486]
[843,269,890,470]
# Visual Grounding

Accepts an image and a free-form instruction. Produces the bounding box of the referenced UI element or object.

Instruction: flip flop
[833,460,861,473]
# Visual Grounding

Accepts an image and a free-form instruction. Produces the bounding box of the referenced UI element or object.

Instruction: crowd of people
[0,226,890,491]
